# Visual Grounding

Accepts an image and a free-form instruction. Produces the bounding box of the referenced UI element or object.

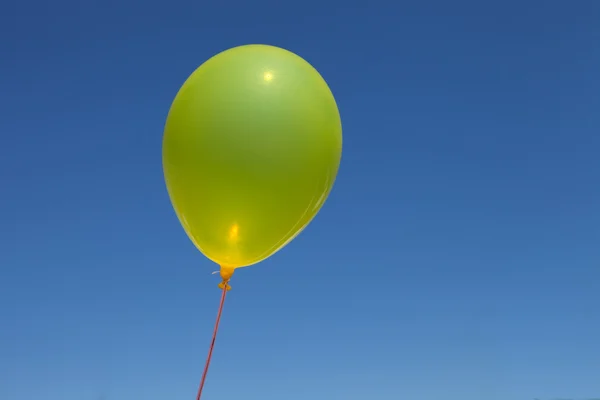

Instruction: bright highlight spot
[228,224,239,241]
[263,71,274,82]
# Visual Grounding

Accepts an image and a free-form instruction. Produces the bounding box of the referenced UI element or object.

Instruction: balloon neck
[217,266,235,291]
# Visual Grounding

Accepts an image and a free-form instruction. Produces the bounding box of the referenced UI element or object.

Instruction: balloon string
[195,281,229,400]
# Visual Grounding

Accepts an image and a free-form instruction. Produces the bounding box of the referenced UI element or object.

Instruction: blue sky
[1,1,599,400]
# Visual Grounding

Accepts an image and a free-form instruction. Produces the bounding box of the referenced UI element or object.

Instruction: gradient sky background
[1,1,599,400]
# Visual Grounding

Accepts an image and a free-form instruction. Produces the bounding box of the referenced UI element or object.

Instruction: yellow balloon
[163,44,342,276]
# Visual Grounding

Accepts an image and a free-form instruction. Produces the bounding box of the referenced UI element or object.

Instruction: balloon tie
[194,267,235,400]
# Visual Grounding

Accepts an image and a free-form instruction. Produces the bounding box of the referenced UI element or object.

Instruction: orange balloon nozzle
[218,266,235,291]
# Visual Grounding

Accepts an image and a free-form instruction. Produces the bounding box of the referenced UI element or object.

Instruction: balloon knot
[218,266,235,291]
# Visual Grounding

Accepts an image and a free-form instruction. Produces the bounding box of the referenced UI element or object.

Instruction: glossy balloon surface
[163,44,342,268]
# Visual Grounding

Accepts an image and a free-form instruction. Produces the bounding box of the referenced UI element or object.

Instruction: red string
[195,283,229,400]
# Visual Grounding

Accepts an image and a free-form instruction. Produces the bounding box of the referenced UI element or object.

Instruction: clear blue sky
[1,1,599,400]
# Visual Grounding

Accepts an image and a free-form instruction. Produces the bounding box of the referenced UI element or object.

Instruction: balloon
[162,44,342,272]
